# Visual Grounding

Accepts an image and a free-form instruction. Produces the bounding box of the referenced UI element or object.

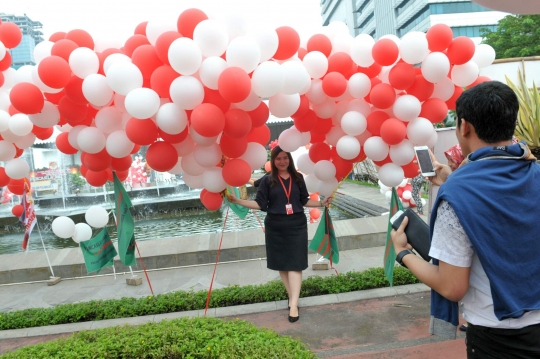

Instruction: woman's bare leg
[288,271,302,317]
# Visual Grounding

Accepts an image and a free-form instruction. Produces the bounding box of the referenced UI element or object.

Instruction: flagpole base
[312,257,330,270]
[126,275,143,286]
[46,277,62,286]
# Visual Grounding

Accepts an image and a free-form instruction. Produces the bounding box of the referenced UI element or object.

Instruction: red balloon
[220,134,247,158]
[131,44,163,80]
[38,56,71,89]
[0,166,9,186]
[274,26,300,60]
[125,118,158,145]
[0,71,4,88]
[12,204,24,217]
[218,67,251,103]
[380,118,407,145]
[203,87,230,114]
[426,24,453,52]
[9,83,44,114]
[124,34,150,57]
[294,109,317,132]
[407,75,434,102]
[51,39,79,62]
[297,47,307,61]
[191,103,225,137]
[224,109,252,138]
[309,142,331,163]
[468,75,491,88]
[366,111,390,136]
[402,160,420,178]
[447,36,475,65]
[328,52,356,79]
[49,32,67,42]
[0,22,22,48]
[388,63,416,90]
[155,31,182,65]
[200,190,223,211]
[44,90,65,105]
[159,127,188,144]
[111,155,133,172]
[7,178,25,195]
[64,76,88,105]
[311,117,333,136]
[177,8,208,38]
[322,72,347,97]
[82,149,112,172]
[309,208,321,220]
[247,102,270,128]
[246,125,270,146]
[146,141,177,172]
[291,95,309,119]
[0,52,12,71]
[150,65,179,99]
[14,146,24,159]
[115,169,130,182]
[446,85,464,111]
[357,63,382,78]
[307,34,332,57]
[372,155,393,167]
[85,170,108,187]
[65,29,94,49]
[222,159,251,187]
[420,98,448,124]
[131,144,141,154]
[134,22,148,36]
[372,39,399,66]
[56,132,78,155]
[58,96,88,124]
[370,83,396,109]
[34,126,54,140]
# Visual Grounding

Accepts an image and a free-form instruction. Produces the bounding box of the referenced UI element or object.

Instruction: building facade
[0,13,44,69]
[320,0,507,42]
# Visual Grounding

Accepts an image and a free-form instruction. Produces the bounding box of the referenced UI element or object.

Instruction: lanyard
[277,175,292,204]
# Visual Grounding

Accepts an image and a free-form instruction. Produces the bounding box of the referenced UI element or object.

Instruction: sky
[2,0,324,51]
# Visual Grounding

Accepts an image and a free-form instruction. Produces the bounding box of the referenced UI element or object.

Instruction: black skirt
[264,212,308,271]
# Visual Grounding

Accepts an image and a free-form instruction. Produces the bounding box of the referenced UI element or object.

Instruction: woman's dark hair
[268,146,303,187]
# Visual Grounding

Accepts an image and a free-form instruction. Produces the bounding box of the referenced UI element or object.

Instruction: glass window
[429,1,491,15]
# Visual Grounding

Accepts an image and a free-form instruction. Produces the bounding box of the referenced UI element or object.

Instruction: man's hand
[391,216,413,253]
[415,150,452,186]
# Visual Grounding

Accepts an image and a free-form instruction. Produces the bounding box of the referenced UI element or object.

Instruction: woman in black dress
[229,146,331,322]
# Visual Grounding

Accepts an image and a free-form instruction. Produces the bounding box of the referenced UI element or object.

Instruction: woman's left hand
[322,196,332,206]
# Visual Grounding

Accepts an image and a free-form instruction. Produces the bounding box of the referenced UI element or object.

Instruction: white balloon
[280,61,310,95]
[69,47,99,79]
[471,44,496,68]
[326,126,347,146]
[95,106,123,134]
[168,158,183,175]
[8,114,33,136]
[83,74,114,107]
[0,110,9,131]
[313,160,336,181]
[106,62,144,96]
[33,40,54,63]
[0,140,16,161]
[256,28,279,62]
[181,152,206,176]
[348,72,371,99]
[300,130,311,146]
[156,103,187,135]
[85,205,110,228]
[389,139,415,166]
[355,130,372,146]
[421,52,450,84]
[1,128,23,143]
[364,136,389,161]
[106,130,135,158]
[193,20,229,57]
[278,128,302,152]
[190,127,218,146]
[393,95,421,122]
[168,37,202,76]
[303,51,328,79]
[336,135,361,160]
[226,35,261,73]
[385,190,392,201]
[28,101,60,128]
[72,223,92,243]
[341,111,367,136]
[15,65,34,84]
[425,130,438,149]
[199,56,227,90]
[451,61,479,87]
[145,20,176,46]
[183,173,204,189]
[52,216,76,239]
[125,88,160,119]
[402,190,412,200]
[431,77,455,102]
[78,127,106,154]
[252,61,284,98]
[305,174,319,193]
[226,14,247,40]
[202,167,227,193]
[193,144,222,168]
[399,31,429,65]
[1,68,17,90]
[0,91,10,110]
[103,53,132,75]
[297,153,315,174]
[239,142,268,170]
[0,41,4,61]
[233,90,261,111]
[317,177,339,197]
[269,93,300,118]
[350,34,375,67]
[331,33,353,55]
[407,117,435,146]
[305,79,327,105]
[170,76,204,110]
[5,158,30,179]
[172,135,195,156]
[378,163,404,187]
[312,97,337,119]
[347,99,371,117]
[68,125,86,150]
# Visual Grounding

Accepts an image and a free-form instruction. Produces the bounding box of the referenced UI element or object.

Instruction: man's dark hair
[455,81,518,143]
[268,146,303,187]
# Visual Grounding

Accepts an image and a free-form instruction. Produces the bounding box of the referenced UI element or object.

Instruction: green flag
[80,228,117,274]
[309,207,339,264]
[384,187,404,286]
[224,186,249,219]
[113,173,136,266]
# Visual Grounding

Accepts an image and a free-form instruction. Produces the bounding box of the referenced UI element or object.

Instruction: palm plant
[506,69,540,157]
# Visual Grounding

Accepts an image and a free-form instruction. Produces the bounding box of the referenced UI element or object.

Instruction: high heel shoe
[288,306,299,323]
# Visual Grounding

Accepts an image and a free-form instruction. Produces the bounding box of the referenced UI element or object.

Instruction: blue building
[0,13,44,69]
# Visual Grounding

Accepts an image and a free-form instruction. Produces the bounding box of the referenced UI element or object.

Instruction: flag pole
[134,242,154,296]
[35,221,55,278]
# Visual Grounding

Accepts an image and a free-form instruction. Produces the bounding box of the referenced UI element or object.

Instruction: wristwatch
[396,249,415,269]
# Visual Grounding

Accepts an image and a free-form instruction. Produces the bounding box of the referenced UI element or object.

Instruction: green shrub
[0,267,419,330]
[1,317,315,359]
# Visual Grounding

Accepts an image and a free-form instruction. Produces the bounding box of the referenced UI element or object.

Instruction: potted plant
[506,69,540,158]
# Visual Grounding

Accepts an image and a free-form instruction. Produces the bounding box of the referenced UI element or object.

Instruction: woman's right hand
[227,192,239,204]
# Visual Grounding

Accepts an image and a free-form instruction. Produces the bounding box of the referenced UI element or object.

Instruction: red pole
[134,241,154,296]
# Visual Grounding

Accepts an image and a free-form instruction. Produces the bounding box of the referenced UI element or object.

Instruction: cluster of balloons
[51,205,109,242]
[0,8,495,211]
[379,179,426,209]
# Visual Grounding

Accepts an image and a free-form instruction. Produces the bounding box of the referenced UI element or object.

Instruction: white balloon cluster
[50,206,109,243]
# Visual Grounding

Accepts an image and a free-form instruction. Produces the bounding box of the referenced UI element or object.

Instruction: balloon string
[251,210,264,230]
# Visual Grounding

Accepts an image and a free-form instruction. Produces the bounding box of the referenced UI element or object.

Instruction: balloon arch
[0,9,495,211]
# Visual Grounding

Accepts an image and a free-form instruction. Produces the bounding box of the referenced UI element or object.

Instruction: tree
[481,15,540,59]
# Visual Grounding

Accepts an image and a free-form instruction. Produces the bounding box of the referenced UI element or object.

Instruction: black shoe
[288,307,299,323]
[459,324,467,332]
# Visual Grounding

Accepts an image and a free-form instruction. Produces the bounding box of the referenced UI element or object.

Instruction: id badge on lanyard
[278,176,294,215]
